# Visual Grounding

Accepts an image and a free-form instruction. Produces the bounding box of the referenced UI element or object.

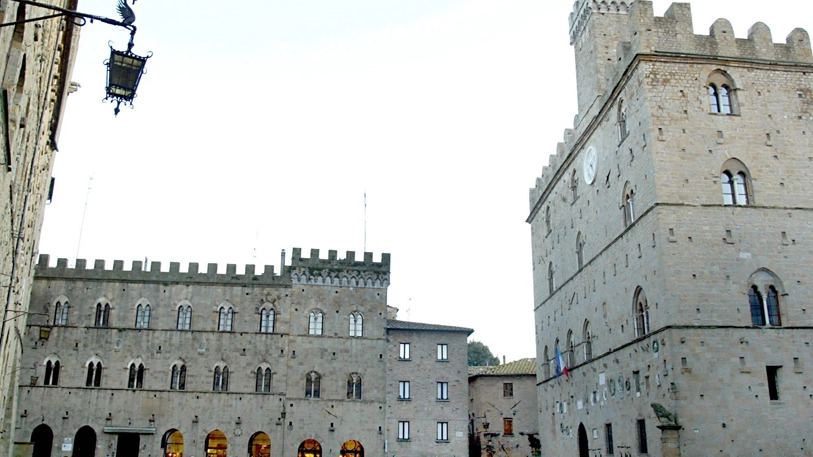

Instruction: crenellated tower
[569,0,635,117]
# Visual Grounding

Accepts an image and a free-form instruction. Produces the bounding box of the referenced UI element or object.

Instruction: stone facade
[15,249,472,457]
[468,359,538,457]
[0,1,79,454]
[529,1,813,456]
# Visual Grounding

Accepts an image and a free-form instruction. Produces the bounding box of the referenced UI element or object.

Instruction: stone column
[657,425,682,457]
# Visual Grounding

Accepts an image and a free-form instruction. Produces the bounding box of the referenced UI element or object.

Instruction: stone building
[0,0,79,454]
[528,1,813,456]
[15,248,472,457]
[468,359,538,457]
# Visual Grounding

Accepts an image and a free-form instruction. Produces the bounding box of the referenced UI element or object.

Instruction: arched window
[617,100,628,142]
[249,432,271,457]
[213,365,229,392]
[707,71,738,114]
[633,287,650,337]
[623,182,635,227]
[548,263,555,295]
[218,306,234,332]
[308,311,324,335]
[170,363,186,390]
[255,367,272,393]
[135,303,151,329]
[570,170,579,203]
[298,439,321,457]
[86,360,102,387]
[542,346,550,379]
[177,305,192,330]
[206,430,227,457]
[95,302,110,327]
[721,159,752,205]
[340,440,363,457]
[749,285,782,327]
[576,232,584,270]
[305,371,321,398]
[53,300,69,326]
[566,329,575,367]
[545,205,552,234]
[583,320,593,362]
[347,372,362,399]
[44,360,60,386]
[128,362,145,389]
[349,312,363,337]
[260,308,275,333]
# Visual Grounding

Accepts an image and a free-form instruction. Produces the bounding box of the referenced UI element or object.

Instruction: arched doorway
[116,433,140,457]
[205,430,227,457]
[340,440,363,457]
[162,429,183,457]
[248,432,270,457]
[577,423,588,457]
[31,424,53,457]
[72,426,96,457]
[297,439,321,457]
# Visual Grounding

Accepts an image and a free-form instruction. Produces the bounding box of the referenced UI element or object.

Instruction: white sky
[39,1,813,363]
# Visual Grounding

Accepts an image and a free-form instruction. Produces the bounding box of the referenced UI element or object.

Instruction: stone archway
[72,426,96,457]
[248,432,270,457]
[162,429,183,457]
[577,423,588,457]
[31,424,53,457]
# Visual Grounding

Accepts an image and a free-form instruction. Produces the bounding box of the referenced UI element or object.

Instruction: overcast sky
[39,1,813,363]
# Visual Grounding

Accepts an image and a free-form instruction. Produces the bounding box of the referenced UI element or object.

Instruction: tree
[468,341,500,366]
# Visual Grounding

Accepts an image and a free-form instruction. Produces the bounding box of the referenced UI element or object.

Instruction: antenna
[362,191,367,252]
[75,174,94,262]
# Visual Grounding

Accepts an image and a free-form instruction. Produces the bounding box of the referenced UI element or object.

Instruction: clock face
[583,146,598,185]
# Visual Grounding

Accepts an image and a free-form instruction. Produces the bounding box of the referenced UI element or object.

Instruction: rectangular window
[637,419,648,454]
[634,370,641,394]
[503,418,513,436]
[605,423,614,455]
[437,381,449,400]
[437,343,448,360]
[767,366,780,400]
[503,382,514,398]
[437,422,449,441]
[398,421,410,441]
[398,381,411,400]
[399,343,410,360]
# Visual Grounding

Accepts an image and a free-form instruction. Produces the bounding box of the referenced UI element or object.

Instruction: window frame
[305,371,321,398]
[503,382,513,398]
[399,343,410,360]
[170,363,186,390]
[308,310,324,335]
[44,359,60,386]
[605,423,614,455]
[128,362,145,389]
[767,366,781,401]
[86,361,103,387]
[349,312,363,337]
[135,303,151,329]
[213,365,230,392]
[503,418,513,436]
[176,305,192,330]
[398,380,411,400]
[53,300,69,326]
[397,421,410,441]
[436,422,449,442]
[255,366,272,393]
[218,306,234,332]
[437,381,449,401]
[437,343,448,361]
[637,419,648,454]
[260,308,275,333]
[94,302,110,327]
[347,372,362,400]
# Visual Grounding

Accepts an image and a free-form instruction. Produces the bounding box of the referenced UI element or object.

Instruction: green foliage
[468,340,500,366]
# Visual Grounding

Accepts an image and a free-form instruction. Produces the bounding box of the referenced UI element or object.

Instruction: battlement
[35,254,287,286]
[289,248,391,289]
[530,1,813,216]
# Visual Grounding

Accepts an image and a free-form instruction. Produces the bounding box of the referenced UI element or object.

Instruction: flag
[555,345,570,378]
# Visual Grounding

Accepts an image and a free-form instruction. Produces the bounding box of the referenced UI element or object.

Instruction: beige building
[0,0,79,454]
[528,1,813,456]
[15,248,472,457]
[468,359,538,457]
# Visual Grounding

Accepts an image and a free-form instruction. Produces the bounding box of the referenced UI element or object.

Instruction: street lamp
[4,0,152,115]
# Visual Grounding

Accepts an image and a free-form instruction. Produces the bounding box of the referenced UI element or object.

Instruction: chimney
[281,249,286,273]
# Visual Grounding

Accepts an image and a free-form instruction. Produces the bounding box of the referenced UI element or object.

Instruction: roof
[386,319,474,335]
[468,358,536,377]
